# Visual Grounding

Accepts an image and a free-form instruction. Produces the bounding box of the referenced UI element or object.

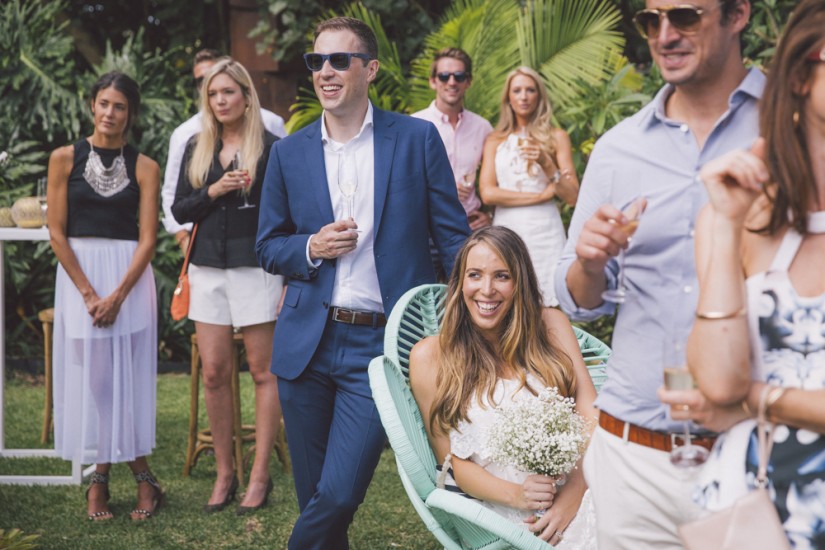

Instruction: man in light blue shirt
[555,0,763,548]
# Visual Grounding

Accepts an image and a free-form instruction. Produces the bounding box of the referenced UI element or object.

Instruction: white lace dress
[694,213,825,548]
[492,134,566,307]
[449,374,597,549]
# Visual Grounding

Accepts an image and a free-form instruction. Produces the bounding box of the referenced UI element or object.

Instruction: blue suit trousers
[279,318,387,550]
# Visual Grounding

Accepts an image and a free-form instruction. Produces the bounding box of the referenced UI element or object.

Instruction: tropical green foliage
[250,0,447,66]
[0,0,86,144]
[518,0,624,108]
[743,0,799,67]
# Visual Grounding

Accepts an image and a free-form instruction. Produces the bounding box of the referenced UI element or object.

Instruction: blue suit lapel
[303,120,335,223]
[373,108,396,234]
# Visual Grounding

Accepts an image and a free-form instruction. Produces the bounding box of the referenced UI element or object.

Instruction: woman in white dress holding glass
[172,58,284,515]
[479,66,579,307]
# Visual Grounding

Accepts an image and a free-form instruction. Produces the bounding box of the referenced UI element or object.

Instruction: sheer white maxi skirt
[53,237,157,464]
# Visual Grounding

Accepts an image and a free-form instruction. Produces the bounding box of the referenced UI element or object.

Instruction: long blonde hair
[429,226,576,436]
[494,66,557,163]
[187,58,264,189]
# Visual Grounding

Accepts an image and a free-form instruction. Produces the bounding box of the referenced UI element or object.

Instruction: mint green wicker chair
[369,284,612,549]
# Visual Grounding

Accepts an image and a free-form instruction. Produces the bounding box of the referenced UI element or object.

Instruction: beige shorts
[188,264,284,327]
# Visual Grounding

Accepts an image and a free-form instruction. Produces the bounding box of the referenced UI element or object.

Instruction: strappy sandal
[85,471,113,521]
[131,470,164,520]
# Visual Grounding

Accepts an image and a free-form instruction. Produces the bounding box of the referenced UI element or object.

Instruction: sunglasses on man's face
[436,71,469,83]
[194,76,204,90]
[303,52,372,72]
[633,4,715,39]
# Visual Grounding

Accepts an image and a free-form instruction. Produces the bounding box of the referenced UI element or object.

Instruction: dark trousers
[279,318,387,550]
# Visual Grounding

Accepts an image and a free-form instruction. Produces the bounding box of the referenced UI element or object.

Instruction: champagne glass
[663,336,709,468]
[36,177,47,222]
[233,151,255,210]
[337,153,357,220]
[460,172,475,189]
[516,129,533,176]
[601,196,646,303]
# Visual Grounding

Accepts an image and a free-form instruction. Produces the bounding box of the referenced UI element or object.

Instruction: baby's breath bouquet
[486,387,589,479]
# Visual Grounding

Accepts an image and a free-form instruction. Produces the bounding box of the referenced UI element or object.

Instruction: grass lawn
[0,371,440,549]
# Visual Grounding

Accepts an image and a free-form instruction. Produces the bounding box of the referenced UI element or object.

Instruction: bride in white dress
[479,67,579,307]
[410,226,598,548]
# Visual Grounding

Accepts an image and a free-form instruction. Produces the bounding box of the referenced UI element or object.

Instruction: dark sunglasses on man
[303,52,372,72]
[436,71,469,83]
[633,4,718,39]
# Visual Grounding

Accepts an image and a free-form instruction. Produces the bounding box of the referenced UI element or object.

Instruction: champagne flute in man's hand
[601,196,646,304]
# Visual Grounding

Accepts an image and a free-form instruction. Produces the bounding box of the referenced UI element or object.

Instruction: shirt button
[689,229,695,238]
[680,124,689,133]
[683,285,693,293]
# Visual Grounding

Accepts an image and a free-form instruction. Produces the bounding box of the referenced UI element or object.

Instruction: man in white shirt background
[162,48,286,253]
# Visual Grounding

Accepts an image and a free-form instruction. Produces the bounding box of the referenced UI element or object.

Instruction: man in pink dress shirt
[412,48,493,231]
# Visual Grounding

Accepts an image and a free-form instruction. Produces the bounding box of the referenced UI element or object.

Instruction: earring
[245,105,250,114]
[792,110,800,128]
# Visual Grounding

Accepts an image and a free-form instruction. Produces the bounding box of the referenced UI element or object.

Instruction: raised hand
[699,138,768,225]
[575,203,636,275]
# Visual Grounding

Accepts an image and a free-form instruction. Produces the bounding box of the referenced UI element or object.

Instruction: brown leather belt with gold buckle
[599,410,717,452]
[329,307,387,328]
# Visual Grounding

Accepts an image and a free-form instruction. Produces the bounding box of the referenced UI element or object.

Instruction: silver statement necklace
[83,140,130,197]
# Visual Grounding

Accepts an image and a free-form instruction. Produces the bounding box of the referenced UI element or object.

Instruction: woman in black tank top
[46,72,163,521]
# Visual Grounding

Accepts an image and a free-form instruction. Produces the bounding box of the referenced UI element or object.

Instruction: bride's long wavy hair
[494,66,557,164]
[429,226,576,436]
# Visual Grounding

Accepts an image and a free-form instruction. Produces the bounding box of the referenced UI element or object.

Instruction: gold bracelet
[764,386,786,420]
[695,306,747,320]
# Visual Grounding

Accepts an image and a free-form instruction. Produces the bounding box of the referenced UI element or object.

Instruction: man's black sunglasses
[303,52,372,72]
[436,71,469,83]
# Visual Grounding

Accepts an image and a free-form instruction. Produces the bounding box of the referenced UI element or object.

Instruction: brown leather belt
[599,410,717,452]
[329,307,387,328]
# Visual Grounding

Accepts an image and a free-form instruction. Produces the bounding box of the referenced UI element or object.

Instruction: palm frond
[519,0,624,108]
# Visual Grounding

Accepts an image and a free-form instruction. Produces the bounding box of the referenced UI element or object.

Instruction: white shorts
[188,264,284,327]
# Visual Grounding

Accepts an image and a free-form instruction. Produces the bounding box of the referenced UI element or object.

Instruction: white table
[0,227,90,484]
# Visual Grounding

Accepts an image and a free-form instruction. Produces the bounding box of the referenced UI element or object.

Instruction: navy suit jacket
[256,106,470,380]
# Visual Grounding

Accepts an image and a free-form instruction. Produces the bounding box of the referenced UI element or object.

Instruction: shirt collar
[427,100,464,124]
[321,101,374,147]
[642,66,765,128]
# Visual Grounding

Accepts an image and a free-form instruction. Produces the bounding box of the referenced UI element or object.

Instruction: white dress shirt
[313,103,383,313]
[161,109,286,234]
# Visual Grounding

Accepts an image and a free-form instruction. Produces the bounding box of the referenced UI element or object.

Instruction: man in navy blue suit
[256,16,470,549]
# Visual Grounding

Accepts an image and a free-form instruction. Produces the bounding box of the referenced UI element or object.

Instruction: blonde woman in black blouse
[173,58,284,515]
